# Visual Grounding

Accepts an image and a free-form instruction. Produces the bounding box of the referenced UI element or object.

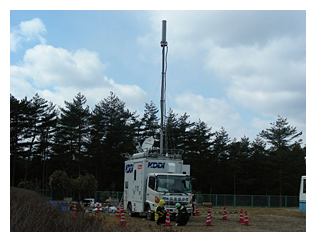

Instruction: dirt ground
[94,206,306,232]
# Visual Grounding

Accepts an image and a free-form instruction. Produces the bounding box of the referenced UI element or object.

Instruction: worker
[175,203,190,226]
[155,199,166,225]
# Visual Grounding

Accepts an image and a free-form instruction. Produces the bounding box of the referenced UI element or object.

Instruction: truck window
[125,181,128,189]
[134,170,136,181]
[148,177,155,190]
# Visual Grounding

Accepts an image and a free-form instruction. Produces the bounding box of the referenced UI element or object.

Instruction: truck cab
[145,173,194,220]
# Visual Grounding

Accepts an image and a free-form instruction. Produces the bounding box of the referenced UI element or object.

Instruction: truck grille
[165,201,188,206]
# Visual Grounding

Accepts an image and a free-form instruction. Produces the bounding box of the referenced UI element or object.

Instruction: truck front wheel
[146,207,154,221]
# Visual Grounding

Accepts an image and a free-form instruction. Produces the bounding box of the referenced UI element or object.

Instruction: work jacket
[175,206,190,225]
[155,200,166,222]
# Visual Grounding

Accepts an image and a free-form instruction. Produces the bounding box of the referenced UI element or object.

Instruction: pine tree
[54,92,91,178]
[211,127,231,193]
[186,120,213,193]
[259,116,303,199]
[259,116,302,150]
[10,95,30,186]
[249,136,269,195]
[89,92,137,190]
[140,101,160,143]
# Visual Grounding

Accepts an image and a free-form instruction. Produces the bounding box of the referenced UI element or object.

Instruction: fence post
[215,194,218,207]
[234,194,236,207]
[251,195,253,207]
[285,196,287,208]
[268,196,270,208]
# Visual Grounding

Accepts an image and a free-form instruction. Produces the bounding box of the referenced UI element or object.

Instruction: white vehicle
[123,21,195,220]
[123,137,195,220]
[299,175,306,212]
[83,198,95,207]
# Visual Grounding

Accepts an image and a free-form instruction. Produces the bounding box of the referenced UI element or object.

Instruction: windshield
[156,175,192,193]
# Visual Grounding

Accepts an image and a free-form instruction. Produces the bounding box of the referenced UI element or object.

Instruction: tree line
[10,92,306,197]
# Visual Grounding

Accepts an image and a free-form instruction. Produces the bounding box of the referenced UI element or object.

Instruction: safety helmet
[175,203,181,209]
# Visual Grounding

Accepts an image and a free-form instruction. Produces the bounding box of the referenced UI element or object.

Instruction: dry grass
[101,206,306,232]
[10,187,305,232]
[11,187,111,232]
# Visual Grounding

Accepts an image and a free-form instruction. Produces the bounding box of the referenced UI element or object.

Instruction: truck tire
[127,203,135,217]
[146,208,154,221]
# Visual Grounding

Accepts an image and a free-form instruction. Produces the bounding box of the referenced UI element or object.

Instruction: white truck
[123,137,195,220]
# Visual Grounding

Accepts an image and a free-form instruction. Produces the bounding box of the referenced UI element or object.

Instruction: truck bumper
[166,207,193,214]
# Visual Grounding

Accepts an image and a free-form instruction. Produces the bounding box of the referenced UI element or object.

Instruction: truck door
[146,175,156,211]
[133,162,144,212]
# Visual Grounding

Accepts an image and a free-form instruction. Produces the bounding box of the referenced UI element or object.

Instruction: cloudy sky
[9,9,306,144]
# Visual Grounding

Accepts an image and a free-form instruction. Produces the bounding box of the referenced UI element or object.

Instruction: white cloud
[10,44,148,111]
[207,37,306,120]
[251,117,273,131]
[174,91,242,135]
[16,45,107,88]
[10,18,47,52]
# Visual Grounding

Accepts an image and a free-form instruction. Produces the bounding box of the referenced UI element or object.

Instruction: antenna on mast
[160,20,168,155]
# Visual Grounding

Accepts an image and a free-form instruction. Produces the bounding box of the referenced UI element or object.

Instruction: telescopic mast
[160,20,168,155]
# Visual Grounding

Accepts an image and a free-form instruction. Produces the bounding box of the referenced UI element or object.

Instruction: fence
[36,189,299,207]
[195,194,299,208]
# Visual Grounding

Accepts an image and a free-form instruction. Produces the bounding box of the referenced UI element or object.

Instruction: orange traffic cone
[243,210,249,226]
[164,209,171,226]
[96,203,101,214]
[115,203,120,218]
[204,208,214,226]
[72,201,77,214]
[239,209,244,223]
[195,204,199,216]
[221,207,227,220]
[207,206,212,217]
[119,209,127,227]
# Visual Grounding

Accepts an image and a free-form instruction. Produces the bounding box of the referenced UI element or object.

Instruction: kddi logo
[125,164,133,173]
[148,162,165,169]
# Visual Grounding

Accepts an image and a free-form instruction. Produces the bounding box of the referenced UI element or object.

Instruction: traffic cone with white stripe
[115,203,120,218]
[221,207,227,220]
[119,208,127,227]
[239,209,244,223]
[195,204,199,216]
[243,210,249,226]
[72,201,77,214]
[204,206,214,226]
[164,209,171,226]
[96,203,101,214]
